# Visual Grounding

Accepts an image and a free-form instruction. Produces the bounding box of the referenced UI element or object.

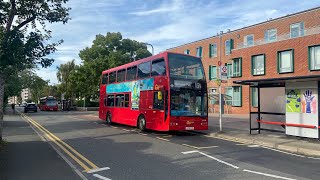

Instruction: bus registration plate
[186,127,194,130]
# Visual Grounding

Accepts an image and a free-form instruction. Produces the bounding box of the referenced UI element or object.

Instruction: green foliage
[0,0,71,140]
[56,59,77,99]
[72,32,152,99]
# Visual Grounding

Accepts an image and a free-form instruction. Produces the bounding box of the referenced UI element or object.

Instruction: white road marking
[243,169,296,180]
[93,174,112,180]
[198,151,239,169]
[156,137,170,141]
[87,167,110,173]
[262,146,305,157]
[122,129,131,132]
[181,150,239,169]
[111,126,118,129]
[138,133,148,136]
[235,144,248,146]
[101,124,107,126]
[307,157,320,160]
[247,145,260,148]
[181,150,199,154]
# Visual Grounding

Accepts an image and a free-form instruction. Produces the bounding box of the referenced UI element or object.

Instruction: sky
[36,0,320,84]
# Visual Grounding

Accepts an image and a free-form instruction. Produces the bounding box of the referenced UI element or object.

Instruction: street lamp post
[142,42,154,55]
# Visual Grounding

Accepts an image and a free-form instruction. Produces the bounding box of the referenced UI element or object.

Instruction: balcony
[234,26,320,50]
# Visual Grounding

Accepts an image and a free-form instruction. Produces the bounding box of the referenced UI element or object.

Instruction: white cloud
[129,0,183,16]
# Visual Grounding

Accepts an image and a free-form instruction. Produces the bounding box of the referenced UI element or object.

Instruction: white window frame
[225,39,231,55]
[210,66,217,79]
[265,28,277,42]
[244,34,254,47]
[278,50,294,73]
[310,45,320,70]
[184,49,190,55]
[210,43,217,57]
[232,86,242,107]
[252,54,265,75]
[232,58,241,77]
[196,47,202,57]
[290,22,304,38]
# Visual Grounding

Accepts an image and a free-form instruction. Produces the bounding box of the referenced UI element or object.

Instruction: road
[8,106,320,180]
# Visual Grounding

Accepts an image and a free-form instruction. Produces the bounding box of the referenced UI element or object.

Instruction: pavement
[207,114,320,157]
[0,108,82,180]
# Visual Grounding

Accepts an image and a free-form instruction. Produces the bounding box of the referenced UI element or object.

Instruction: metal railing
[235,26,320,50]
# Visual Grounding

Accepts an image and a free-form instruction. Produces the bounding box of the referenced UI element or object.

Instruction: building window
[209,65,217,80]
[196,46,202,57]
[227,63,232,79]
[264,28,277,42]
[232,58,242,77]
[290,22,304,38]
[251,87,258,107]
[278,50,294,73]
[209,88,218,105]
[232,86,242,107]
[184,49,190,55]
[225,39,233,55]
[209,43,217,58]
[244,34,254,47]
[225,87,233,105]
[309,45,320,71]
[252,54,265,75]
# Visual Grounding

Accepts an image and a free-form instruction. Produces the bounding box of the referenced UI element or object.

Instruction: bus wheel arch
[106,111,112,124]
[137,114,146,131]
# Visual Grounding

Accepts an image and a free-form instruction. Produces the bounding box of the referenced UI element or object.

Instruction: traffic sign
[220,66,228,81]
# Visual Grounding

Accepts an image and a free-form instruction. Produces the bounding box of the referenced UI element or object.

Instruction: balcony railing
[234,26,320,50]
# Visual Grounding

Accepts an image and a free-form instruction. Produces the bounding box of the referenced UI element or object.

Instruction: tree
[74,32,152,100]
[0,0,71,140]
[56,59,77,99]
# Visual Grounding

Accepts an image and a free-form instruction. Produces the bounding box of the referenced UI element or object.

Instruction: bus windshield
[168,53,207,117]
[168,54,204,80]
[46,99,57,106]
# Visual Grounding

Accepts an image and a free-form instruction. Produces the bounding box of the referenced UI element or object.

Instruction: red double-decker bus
[39,96,58,111]
[99,52,208,131]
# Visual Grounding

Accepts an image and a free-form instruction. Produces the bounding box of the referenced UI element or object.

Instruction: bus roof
[101,51,196,74]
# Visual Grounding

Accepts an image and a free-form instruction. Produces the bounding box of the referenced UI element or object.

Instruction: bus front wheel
[138,115,146,131]
[106,112,112,125]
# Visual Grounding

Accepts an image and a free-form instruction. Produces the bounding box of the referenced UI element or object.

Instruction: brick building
[167,7,320,114]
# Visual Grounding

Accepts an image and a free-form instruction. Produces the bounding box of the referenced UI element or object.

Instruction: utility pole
[219,31,223,132]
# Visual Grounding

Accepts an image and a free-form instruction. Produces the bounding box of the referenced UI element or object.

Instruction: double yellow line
[20,112,98,172]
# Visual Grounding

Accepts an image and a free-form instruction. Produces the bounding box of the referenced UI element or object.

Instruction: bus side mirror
[158,91,163,100]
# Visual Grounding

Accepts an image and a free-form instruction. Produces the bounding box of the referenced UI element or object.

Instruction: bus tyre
[106,112,112,125]
[138,115,146,131]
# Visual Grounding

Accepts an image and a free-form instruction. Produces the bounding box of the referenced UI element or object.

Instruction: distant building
[8,96,18,105]
[21,88,31,103]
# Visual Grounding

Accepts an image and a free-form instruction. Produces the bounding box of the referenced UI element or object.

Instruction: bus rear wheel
[106,112,112,125]
[138,115,146,131]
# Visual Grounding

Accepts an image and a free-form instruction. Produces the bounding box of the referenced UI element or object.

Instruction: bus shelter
[234,75,320,139]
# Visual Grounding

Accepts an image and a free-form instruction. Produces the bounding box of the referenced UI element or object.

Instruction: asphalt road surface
[11,106,320,180]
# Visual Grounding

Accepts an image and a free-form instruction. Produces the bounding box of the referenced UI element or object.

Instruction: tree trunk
[0,75,4,141]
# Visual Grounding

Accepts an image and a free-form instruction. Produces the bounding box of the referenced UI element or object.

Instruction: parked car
[24,103,38,113]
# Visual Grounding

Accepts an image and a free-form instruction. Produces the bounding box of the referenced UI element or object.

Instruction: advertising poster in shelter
[301,89,317,114]
[286,89,301,113]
